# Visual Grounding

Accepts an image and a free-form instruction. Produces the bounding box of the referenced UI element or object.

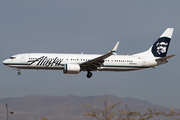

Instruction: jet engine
[63,64,81,74]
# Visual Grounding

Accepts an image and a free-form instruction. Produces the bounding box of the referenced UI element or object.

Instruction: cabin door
[142,58,146,66]
[21,55,26,63]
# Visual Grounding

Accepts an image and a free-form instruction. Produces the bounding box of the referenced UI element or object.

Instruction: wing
[80,41,120,70]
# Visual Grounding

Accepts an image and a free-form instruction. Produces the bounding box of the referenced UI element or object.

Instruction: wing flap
[80,42,120,70]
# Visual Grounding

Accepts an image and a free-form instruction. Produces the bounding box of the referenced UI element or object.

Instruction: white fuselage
[3,53,166,72]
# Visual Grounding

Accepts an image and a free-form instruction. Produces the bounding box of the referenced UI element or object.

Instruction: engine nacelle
[63,64,81,74]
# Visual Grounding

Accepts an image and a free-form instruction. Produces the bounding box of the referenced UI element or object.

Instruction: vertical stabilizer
[151,28,174,57]
[133,28,174,57]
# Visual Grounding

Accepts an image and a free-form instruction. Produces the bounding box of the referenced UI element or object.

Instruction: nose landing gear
[87,71,92,78]
[13,68,21,75]
[17,71,21,75]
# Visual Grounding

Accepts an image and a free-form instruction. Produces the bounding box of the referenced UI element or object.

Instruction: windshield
[9,56,16,59]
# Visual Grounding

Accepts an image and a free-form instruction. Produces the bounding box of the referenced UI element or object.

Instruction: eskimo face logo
[156,42,168,54]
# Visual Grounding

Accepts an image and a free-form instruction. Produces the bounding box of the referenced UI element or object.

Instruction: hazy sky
[1,1,180,109]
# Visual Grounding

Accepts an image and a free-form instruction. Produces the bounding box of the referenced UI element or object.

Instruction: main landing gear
[87,71,92,78]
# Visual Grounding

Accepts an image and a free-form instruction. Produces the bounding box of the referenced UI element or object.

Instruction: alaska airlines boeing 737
[3,28,175,78]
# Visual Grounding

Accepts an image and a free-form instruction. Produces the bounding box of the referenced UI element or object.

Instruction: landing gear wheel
[17,71,21,75]
[87,71,92,78]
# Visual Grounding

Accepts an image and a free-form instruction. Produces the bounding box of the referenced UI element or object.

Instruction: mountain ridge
[0,94,178,119]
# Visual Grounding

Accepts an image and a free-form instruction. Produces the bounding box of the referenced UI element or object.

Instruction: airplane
[3,28,175,78]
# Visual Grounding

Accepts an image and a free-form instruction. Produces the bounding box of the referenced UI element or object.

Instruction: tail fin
[151,28,174,57]
[133,28,174,57]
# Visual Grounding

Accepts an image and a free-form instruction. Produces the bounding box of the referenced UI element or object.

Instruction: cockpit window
[9,57,16,59]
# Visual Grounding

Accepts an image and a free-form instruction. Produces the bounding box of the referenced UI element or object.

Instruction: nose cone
[3,59,9,65]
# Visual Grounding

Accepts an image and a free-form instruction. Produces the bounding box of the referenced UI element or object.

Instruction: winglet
[111,41,120,53]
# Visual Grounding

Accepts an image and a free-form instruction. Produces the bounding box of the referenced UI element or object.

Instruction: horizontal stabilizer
[156,55,175,61]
